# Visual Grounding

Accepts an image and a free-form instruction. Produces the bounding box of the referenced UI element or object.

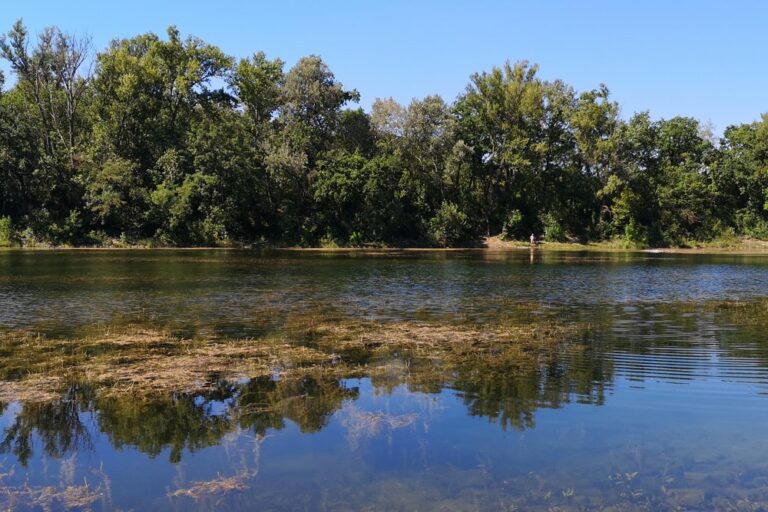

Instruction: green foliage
[311,151,368,243]
[1,20,768,248]
[623,218,649,248]
[735,210,768,239]
[151,172,229,246]
[429,202,472,247]
[92,26,233,170]
[348,231,364,247]
[231,51,284,129]
[45,210,85,246]
[541,213,566,242]
[500,210,524,240]
[319,233,340,248]
[0,216,16,246]
[86,157,149,237]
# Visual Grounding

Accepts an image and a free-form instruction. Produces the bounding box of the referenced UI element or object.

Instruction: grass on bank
[2,213,768,252]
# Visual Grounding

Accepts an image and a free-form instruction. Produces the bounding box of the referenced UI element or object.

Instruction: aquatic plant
[0,312,585,402]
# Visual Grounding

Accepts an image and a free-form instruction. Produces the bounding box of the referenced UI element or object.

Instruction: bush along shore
[3,21,768,249]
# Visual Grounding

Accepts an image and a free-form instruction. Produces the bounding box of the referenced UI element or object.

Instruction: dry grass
[0,312,586,402]
[340,403,419,447]
[0,481,102,510]
[167,469,255,500]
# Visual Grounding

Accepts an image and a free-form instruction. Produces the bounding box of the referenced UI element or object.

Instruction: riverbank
[483,235,768,254]
[4,235,768,254]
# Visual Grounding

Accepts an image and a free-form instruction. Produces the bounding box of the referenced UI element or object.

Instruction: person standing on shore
[530,233,536,245]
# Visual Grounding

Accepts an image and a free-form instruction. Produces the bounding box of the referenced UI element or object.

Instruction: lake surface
[3,249,768,510]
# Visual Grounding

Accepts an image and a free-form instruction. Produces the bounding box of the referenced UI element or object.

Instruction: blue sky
[2,1,766,134]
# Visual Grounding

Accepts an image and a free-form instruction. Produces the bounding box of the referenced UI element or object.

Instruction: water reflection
[5,249,768,336]
[1,386,94,466]
[1,376,357,466]
[5,251,768,509]
[6,297,768,465]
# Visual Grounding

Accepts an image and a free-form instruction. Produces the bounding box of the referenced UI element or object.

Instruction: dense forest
[1,21,768,248]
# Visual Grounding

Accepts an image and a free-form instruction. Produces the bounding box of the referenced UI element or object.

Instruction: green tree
[1,20,91,241]
[268,56,359,242]
[715,116,768,238]
[455,61,547,236]
[429,201,473,247]
[90,26,233,240]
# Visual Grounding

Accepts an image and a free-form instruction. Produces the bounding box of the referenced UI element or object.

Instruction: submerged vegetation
[3,297,767,439]
[0,479,104,511]
[6,298,768,510]
[2,20,768,248]
[0,310,584,402]
[0,306,593,490]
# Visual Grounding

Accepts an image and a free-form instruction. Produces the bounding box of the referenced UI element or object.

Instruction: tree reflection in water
[0,343,613,463]
[5,300,768,510]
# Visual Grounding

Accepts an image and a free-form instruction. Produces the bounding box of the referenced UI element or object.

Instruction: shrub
[0,216,16,247]
[541,213,566,242]
[319,232,340,248]
[348,231,364,247]
[500,210,524,240]
[429,202,472,247]
[623,218,650,248]
[735,210,768,240]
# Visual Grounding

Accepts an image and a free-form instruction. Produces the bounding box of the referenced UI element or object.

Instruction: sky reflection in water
[2,249,768,510]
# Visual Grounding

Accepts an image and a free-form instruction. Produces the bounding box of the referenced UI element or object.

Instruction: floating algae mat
[4,250,768,510]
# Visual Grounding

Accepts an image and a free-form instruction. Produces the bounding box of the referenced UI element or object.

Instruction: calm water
[3,249,768,510]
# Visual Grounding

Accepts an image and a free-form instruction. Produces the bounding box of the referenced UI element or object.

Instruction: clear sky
[2,1,766,134]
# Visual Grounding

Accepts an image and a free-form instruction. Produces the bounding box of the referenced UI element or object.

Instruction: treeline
[1,21,768,248]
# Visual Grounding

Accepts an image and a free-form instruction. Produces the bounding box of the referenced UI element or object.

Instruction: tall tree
[89,26,233,238]
[268,56,359,243]
[0,19,91,167]
[455,61,547,236]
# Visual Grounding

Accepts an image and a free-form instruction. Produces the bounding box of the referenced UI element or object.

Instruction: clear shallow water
[3,249,768,510]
